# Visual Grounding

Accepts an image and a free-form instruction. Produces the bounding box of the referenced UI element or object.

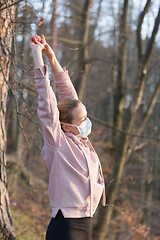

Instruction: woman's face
[63,102,87,135]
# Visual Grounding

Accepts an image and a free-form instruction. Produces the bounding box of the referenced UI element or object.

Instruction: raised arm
[30,37,63,148]
[35,35,78,100]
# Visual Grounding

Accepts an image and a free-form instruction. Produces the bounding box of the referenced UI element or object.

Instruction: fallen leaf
[38,17,44,26]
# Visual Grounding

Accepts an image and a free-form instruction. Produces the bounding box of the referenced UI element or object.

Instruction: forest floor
[6,126,108,240]
[7,153,50,240]
[6,125,160,240]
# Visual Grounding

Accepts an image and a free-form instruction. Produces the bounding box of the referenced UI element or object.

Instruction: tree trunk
[113,0,129,139]
[0,1,16,239]
[16,3,28,162]
[126,80,160,160]
[51,0,58,53]
[95,1,160,240]
[74,0,93,100]
[94,1,129,239]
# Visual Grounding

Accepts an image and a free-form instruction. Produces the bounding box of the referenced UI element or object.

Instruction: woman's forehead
[72,102,87,119]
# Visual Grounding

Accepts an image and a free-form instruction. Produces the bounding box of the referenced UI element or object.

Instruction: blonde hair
[57,98,80,124]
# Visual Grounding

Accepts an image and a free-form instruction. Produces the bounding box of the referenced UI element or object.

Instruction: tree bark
[95,2,129,239]
[16,2,28,162]
[74,0,93,100]
[95,1,160,240]
[113,0,129,142]
[126,79,160,160]
[137,0,151,62]
[0,1,16,239]
[51,0,58,53]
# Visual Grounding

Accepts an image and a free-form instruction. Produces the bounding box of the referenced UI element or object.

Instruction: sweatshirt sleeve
[34,65,64,148]
[53,69,78,100]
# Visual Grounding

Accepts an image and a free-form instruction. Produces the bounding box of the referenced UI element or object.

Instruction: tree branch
[0,59,43,140]
[144,6,160,67]
[88,114,160,142]
[126,79,160,160]
[46,36,82,45]
[85,57,113,64]
[127,2,160,140]
[0,0,24,11]
[136,0,151,62]
[136,80,160,138]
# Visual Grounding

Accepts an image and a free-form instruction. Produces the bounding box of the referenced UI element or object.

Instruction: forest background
[0,0,160,239]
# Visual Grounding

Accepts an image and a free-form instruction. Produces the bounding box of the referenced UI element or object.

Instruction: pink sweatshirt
[34,65,106,218]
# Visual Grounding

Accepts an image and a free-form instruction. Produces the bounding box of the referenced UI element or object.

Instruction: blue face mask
[76,117,92,138]
[61,117,92,138]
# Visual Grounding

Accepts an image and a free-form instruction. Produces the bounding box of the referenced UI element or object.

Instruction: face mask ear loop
[60,122,75,127]
[60,122,80,134]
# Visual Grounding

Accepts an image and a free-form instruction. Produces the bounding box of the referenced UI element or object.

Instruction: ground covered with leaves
[6,126,160,240]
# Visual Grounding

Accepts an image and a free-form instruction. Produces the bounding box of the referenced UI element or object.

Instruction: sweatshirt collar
[64,132,94,151]
[64,132,85,144]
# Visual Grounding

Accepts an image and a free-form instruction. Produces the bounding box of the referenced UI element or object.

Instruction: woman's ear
[62,124,71,132]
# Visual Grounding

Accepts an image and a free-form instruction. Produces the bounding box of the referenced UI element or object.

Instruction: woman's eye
[79,116,87,124]
[81,119,86,123]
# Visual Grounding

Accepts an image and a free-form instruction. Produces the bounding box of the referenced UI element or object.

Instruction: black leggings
[46,210,92,240]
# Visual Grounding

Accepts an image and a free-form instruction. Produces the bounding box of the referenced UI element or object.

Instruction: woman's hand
[31,35,55,60]
[43,42,55,60]
[41,35,55,60]
[30,34,62,73]
[30,35,45,52]
[30,35,45,68]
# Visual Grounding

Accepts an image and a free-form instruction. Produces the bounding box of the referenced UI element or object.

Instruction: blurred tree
[2,0,160,239]
[73,0,93,100]
[94,0,160,239]
[6,1,39,185]
[113,0,129,141]
[0,1,16,239]
[51,0,58,53]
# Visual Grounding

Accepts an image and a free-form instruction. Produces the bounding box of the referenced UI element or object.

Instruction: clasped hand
[30,35,55,60]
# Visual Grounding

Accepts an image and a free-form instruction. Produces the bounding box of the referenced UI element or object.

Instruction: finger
[43,43,49,50]
[33,35,41,43]
[30,37,36,44]
[31,36,38,44]
[41,34,47,45]
[32,35,37,38]
[33,38,39,44]
[31,36,35,41]
[37,35,41,42]
[41,34,46,41]
[31,35,38,41]
[29,37,36,47]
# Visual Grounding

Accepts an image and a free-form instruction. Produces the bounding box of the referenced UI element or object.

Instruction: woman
[30,35,106,240]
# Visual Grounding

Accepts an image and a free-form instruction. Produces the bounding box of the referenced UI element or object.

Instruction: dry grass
[7,154,51,240]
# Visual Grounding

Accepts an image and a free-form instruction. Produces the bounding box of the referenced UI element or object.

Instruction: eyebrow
[73,107,87,121]
[79,114,87,121]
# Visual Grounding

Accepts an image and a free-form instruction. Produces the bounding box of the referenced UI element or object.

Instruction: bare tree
[113,0,129,140]
[0,1,16,239]
[74,0,93,100]
[94,1,160,239]
[51,0,58,53]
